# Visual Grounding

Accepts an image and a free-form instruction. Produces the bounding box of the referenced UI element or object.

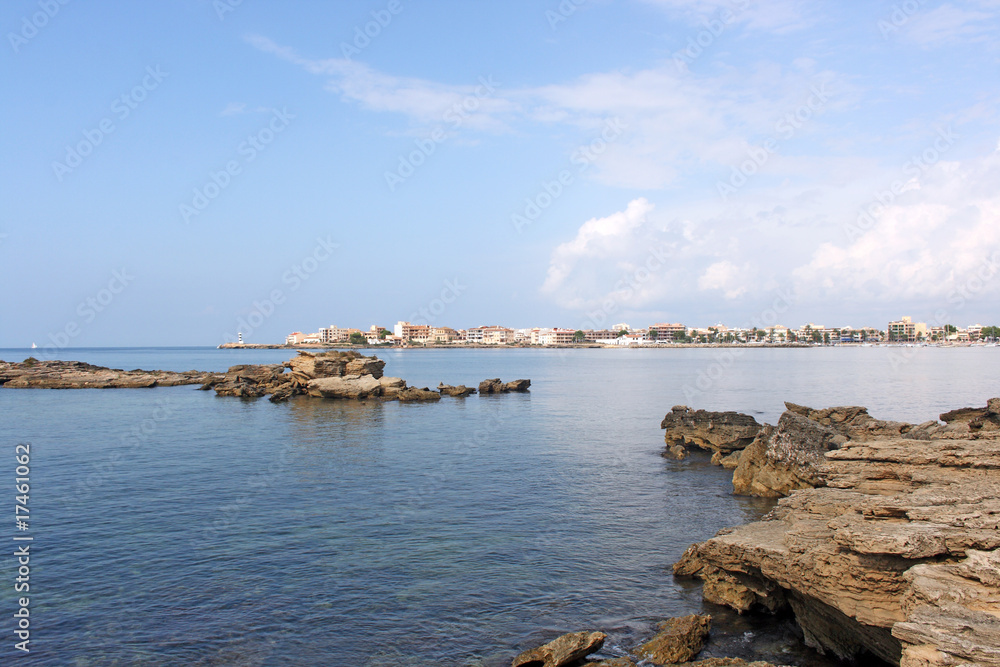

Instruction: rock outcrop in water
[661,407,764,460]
[511,630,606,666]
[2,352,530,406]
[479,378,531,394]
[667,400,1000,666]
[0,358,218,388]
[510,616,786,667]
[635,614,712,664]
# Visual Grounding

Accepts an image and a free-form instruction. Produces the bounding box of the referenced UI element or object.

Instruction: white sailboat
[31,343,37,349]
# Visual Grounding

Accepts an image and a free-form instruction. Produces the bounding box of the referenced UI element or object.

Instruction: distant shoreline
[216,342,996,350]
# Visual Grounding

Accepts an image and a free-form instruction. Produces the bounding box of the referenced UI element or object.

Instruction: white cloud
[218,102,274,116]
[245,34,515,131]
[638,0,816,33]
[247,33,854,189]
[791,150,1000,304]
[219,102,247,116]
[901,3,1000,46]
[698,260,752,298]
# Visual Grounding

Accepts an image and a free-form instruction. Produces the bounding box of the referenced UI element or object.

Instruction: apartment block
[887,316,928,342]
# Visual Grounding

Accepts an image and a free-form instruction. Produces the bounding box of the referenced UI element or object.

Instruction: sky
[2,0,1000,348]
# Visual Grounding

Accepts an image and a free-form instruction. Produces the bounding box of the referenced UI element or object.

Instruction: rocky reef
[0,358,217,388]
[1,352,531,406]
[666,400,1000,666]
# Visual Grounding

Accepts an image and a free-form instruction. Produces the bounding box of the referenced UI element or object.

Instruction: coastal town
[276,316,1000,347]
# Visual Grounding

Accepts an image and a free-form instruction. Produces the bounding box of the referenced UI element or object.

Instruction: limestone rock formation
[634,613,711,665]
[671,400,1000,666]
[511,630,606,667]
[438,383,476,397]
[379,376,407,399]
[0,358,219,389]
[3,351,527,408]
[396,386,442,402]
[306,375,382,399]
[504,378,531,392]
[205,364,291,399]
[479,378,532,394]
[661,406,763,460]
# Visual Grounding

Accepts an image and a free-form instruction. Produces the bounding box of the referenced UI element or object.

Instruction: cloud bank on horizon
[2,0,1000,345]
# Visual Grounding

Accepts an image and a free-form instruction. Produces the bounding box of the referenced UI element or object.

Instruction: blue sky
[2,0,999,347]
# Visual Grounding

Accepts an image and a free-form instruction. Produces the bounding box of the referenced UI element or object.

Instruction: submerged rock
[511,630,606,667]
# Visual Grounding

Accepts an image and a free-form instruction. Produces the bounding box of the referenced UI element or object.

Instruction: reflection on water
[3,347,998,665]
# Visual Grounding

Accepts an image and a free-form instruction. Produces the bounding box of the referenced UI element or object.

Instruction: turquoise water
[2,346,997,665]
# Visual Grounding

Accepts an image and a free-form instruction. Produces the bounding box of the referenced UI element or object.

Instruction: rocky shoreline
[662,401,1000,666]
[0,352,530,403]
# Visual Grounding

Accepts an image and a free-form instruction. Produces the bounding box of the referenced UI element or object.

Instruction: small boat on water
[31,343,37,349]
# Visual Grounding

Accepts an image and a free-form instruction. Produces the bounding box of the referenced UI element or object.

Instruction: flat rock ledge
[0,358,218,388]
[666,399,1000,666]
[511,615,787,667]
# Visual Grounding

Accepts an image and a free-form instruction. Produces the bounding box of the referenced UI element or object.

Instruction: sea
[1,346,997,666]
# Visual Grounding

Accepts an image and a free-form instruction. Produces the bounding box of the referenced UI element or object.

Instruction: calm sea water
[1,346,997,666]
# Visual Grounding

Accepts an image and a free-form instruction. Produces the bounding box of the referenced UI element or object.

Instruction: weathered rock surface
[0,358,220,388]
[661,406,763,460]
[634,613,711,665]
[379,376,407,399]
[306,374,382,399]
[511,630,606,666]
[479,378,532,394]
[438,383,476,397]
[396,386,442,402]
[205,364,291,399]
[672,400,1000,666]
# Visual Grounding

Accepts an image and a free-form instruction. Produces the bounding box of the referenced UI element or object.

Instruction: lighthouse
[238,332,244,345]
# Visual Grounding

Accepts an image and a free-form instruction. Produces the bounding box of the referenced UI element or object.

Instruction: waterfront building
[887,316,928,342]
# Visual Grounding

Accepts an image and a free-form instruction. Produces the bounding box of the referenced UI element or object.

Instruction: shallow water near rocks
[2,346,996,665]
